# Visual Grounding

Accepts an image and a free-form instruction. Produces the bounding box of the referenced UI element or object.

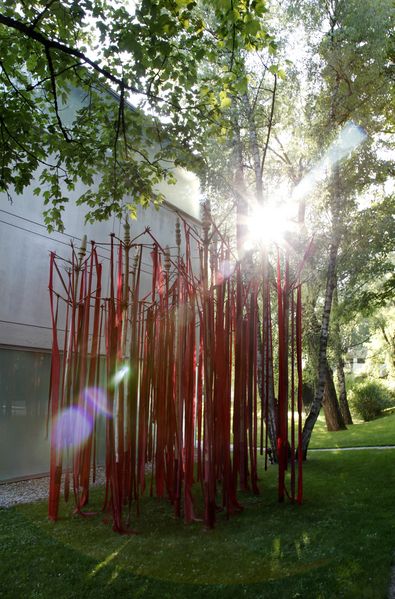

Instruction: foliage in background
[338,195,395,318]
[265,0,395,446]
[349,380,394,422]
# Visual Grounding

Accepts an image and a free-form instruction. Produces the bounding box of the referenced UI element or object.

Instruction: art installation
[48,205,305,533]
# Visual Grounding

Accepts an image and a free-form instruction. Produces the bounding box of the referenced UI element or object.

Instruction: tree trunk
[302,382,314,414]
[322,363,347,431]
[232,104,279,461]
[301,35,342,455]
[301,239,339,458]
[242,93,263,203]
[232,121,248,257]
[332,279,353,424]
[336,357,353,424]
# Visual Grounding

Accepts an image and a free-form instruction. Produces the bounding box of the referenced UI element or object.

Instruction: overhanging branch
[0,12,162,103]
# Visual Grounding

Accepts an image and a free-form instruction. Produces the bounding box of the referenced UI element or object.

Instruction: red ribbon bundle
[48,219,305,532]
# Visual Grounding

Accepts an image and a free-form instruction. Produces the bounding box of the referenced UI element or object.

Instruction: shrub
[349,380,393,421]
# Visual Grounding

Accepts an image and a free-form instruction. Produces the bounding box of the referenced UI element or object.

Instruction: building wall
[0,169,201,481]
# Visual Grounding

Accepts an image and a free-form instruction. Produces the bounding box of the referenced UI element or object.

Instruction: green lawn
[1,449,394,598]
[309,412,395,449]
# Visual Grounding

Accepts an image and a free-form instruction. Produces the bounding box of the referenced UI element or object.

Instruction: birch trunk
[301,239,339,458]
[232,122,248,257]
[301,14,343,455]
[242,93,263,203]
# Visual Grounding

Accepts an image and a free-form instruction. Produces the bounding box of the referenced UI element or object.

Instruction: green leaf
[125,203,137,219]
[26,55,38,71]
[277,68,286,80]
[244,19,261,36]
[219,90,232,109]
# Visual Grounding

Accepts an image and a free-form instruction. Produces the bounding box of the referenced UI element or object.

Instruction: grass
[1,449,395,598]
[309,412,395,449]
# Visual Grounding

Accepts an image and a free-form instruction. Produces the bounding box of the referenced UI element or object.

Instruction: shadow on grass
[1,450,394,598]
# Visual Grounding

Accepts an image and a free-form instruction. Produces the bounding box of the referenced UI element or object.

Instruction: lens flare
[293,121,367,201]
[82,387,112,418]
[113,365,130,385]
[52,407,93,450]
[215,259,235,284]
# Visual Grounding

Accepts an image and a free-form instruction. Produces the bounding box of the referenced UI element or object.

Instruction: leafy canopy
[0,0,273,230]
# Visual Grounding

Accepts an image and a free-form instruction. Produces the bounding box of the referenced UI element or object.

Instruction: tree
[331,282,353,425]
[367,308,395,377]
[266,0,394,456]
[2,1,289,464]
[339,194,395,316]
[0,0,272,230]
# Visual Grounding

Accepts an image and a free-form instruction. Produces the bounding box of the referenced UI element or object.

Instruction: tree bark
[322,363,347,431]
[302,382,314,414]
[301,239,339,458]
[232,122,248,257]
[332,281,353,424]
[242,93,263,203]
[336,356,353,424]
[302,274,347,447]
[301,12,343,455]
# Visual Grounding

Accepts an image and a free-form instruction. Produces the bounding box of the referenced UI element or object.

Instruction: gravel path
[0,467,106,509]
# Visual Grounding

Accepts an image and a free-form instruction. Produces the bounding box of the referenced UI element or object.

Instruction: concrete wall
[0,170,201,350]
[0,154,201,480]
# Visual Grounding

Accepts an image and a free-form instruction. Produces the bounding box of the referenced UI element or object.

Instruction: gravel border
[0,467,106,508]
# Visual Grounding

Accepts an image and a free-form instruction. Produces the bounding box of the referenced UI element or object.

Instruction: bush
[345,373,368,391]
[349,380,393,421]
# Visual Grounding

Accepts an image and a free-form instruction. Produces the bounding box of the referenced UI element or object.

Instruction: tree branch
[346,336,371,351]
[112,83,125,197]
[44,45,72,142]
[0,12,162,102]
[250,68,268,115]
[25,60,85,91]
[260,74,277,175]
[379,323,391,347]
[0,116,67,172]
[229,0,236,72]
[0,59,37,112]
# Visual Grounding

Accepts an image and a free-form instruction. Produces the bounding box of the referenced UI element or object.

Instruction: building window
[0,347,51,480]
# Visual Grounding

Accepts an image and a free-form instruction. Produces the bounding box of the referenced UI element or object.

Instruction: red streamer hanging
[47,215,307,531]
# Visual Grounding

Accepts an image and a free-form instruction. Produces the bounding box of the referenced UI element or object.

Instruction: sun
[245,202,294,249]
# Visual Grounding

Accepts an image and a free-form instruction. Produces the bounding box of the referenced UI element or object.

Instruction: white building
[0,163,201,481]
